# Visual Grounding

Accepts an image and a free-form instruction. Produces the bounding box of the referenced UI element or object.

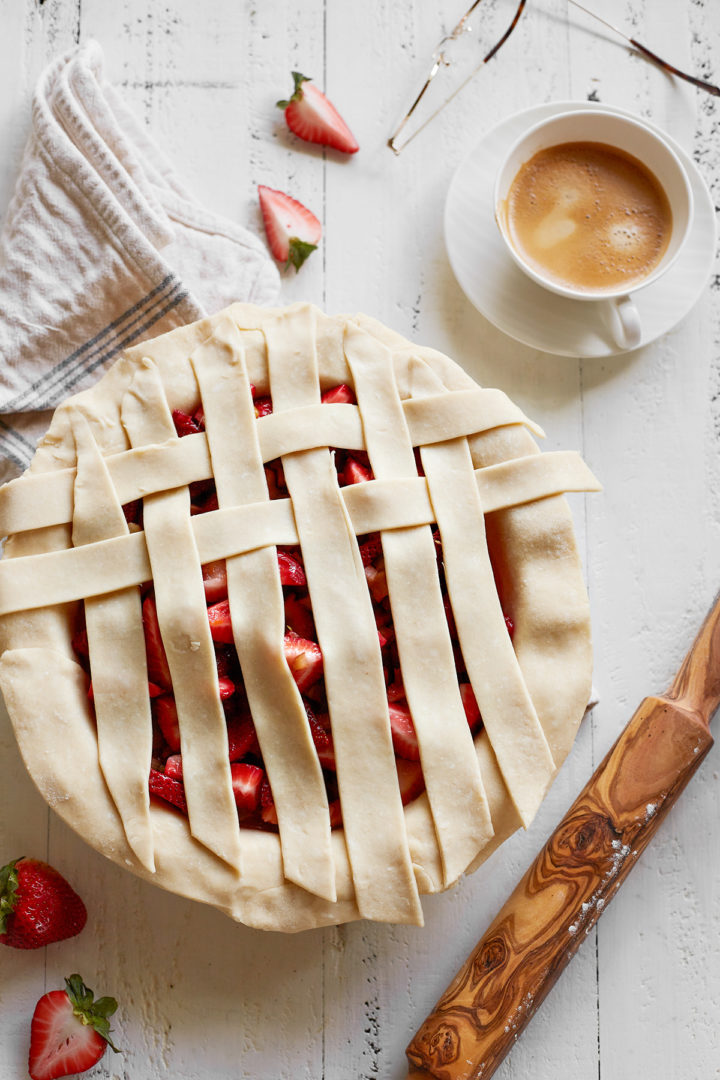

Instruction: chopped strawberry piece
[388,701,420,761]
[217,676,235,700]
[277,550,306,586]
[172,409,200,438]
[193,404,205,429]
[231,763,264,813]
[283,631,324,693]
[341,457,373,485]
[154,695,181,752]
[277,72,359,154]
[190,491,219,515]
[505,614,515,640]
[377,629,388,649]
[257,185,321,271]
[359,533,383,566]
[142,596,172,690]
[387,677,405,702]
[284,593,316,640]
[226,715,259,761]
[443,593,458,639]
[149,768,187,814]
[459,682,482,731]
[148,681,164,698]
[164,754,183,780]
[306,707,336,771]
[260,778,278,825]
[207,599,234,644]
[365,563,389,602]
[71,626,89,660]
[255,395,273,417]
[202,560,228,603]
[321,383,356,405]
[396,759,425,805]
[122,499,141,525]
[328,798,343,829]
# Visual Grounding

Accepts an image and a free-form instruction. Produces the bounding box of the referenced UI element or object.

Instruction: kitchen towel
[0,39,280,484]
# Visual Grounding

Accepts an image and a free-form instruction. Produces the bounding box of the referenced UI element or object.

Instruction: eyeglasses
[388,0,720,155]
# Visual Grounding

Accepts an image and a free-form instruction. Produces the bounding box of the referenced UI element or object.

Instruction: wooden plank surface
[0,1,718,1078]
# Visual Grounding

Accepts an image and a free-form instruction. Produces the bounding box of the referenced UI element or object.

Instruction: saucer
[444,101,716,358]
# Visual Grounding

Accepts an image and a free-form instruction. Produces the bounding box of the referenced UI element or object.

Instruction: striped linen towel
[0,40,279,484]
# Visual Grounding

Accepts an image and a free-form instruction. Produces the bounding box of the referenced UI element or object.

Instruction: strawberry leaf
[287,237,318,272]
[277,71,310,108]
[65,974,121,1053]
[0,857,21,935]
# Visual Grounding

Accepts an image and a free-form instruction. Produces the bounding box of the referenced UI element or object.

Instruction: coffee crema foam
[504,141,672,293]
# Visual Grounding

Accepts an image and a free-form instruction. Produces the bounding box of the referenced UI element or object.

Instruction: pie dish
[0,303,600,931]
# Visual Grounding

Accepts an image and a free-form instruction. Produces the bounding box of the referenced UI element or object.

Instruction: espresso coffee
[504,141,672,293]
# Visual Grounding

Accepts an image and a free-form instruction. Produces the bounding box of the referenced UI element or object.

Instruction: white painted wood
[0,1,719,1077]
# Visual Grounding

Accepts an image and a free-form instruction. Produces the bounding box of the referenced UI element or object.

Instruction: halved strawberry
[230,763,264,813]
[28,974,119,1080]
[149,769,187,814]
[202,560,228,603]
[460,682,482,731]
[277,72,358,154]
[142,596,172,690]
[207,599,234,644]
[388,702,420,761]
[306,707,336,771]
[396,759,425,805]
[283,631,323,693]
[277,550,306,586]
[257,185,321,271]
[340,457,373,486]
[321,383,356,405]
[153,695,181,752]
[260,778,278,825]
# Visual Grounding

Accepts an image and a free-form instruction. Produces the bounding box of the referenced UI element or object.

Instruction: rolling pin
[406,591,720,1080]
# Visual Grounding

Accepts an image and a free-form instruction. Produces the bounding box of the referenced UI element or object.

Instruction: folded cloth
[0,40,280,484]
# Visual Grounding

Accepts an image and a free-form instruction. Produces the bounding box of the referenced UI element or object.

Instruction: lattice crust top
[0,304,601,931]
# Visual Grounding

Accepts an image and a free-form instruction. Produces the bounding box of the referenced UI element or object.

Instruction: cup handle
[608,295,642,350]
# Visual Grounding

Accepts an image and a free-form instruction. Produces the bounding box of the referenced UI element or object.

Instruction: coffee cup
[494,110,693,350]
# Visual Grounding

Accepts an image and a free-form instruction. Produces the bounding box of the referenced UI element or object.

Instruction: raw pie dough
[0,304,600,931]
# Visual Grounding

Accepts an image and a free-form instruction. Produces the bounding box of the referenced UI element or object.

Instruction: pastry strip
[190,319,336,902]
[344,325,493,888]
[0,452,600,615]
[121,360,243,871]
[410,359,556,826]
[263,307,422,925]
[70,412,155,873]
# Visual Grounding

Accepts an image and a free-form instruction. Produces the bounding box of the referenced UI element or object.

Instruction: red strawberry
[164,754,183,780]
[386,676,405,703]
[388,702,420,761]
[277,550,306,586]
[142,596,172,690]
[277,72,359,154]
[460,682,482,731]
[226,715,259,761]
[230,763,264,813]
[306,707,336,771]
[28,974,119,1080]
[505,613,515,640]
[171,409,200,438]
[260,778,278,825]
[217,676,236,701]
[396,759,425,805]
[0,858,87,950]
[149,769,187,814]
[283,631,324,693]
[207,599,234,644]
[202,560,228,603]
[340,457,373,486]
[257,185,321,271]
[254,395,273,417]
[153,695,181,752]
[359,533,383,566]
[284,593,316,640]
[328,799,343,829]
[321,383,356,405]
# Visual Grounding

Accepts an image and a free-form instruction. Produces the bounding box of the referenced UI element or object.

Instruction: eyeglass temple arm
[629,37,720,96]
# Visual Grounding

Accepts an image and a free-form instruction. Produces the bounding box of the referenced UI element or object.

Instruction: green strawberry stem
[65,974,121,1054]
[276,71,310,109]
[287,238,317,272]
[0,857,22,935]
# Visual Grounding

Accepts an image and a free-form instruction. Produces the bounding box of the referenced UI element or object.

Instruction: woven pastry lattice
[0,305,600,929]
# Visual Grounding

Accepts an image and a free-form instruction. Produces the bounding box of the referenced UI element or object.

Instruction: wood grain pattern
[406,594,720,1080]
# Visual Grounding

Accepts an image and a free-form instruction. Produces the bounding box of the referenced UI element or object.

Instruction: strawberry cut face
[71,383,515,834]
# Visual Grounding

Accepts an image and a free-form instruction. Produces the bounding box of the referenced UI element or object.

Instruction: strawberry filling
[76,389,515,832]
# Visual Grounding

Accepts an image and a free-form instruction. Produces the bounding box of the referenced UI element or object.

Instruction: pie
[0,303,600,931]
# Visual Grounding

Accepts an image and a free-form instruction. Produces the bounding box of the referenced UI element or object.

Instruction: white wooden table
[1,2,719,1078]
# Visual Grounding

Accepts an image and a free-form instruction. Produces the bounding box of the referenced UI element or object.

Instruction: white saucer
[444,101,716,358]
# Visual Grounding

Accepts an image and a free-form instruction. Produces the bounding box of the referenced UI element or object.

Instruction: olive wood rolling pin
[406,592,720,1080]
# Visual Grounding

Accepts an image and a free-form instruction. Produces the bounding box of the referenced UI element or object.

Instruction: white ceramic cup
[494,109,694,350]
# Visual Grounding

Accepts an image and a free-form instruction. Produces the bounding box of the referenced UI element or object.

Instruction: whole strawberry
[0,857,87,949]
[29,974,119,1080]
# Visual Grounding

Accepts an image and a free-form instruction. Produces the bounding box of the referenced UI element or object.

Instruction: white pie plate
[444,100,716,358]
